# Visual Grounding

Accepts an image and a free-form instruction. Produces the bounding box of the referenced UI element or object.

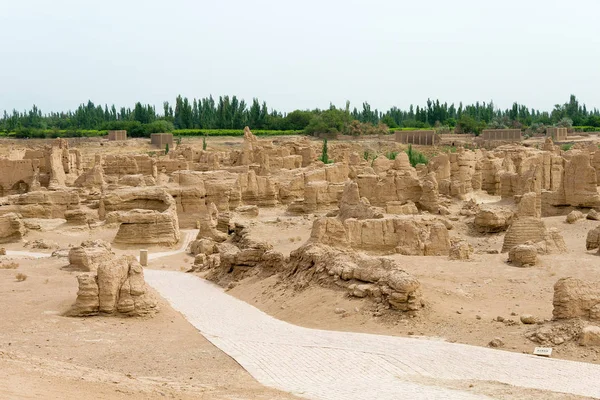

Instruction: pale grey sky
[1,0,599,114]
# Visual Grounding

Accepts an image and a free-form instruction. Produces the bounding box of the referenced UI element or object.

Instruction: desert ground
[1,130,600,399]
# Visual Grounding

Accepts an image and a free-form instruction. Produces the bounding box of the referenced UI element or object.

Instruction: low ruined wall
[394,130,436,145]
[310,216,450,255]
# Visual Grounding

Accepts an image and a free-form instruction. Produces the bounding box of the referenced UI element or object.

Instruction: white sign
[533,347,552,357]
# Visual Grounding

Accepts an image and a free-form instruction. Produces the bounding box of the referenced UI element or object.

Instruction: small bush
[442,146,457,153]
[319,139,333,164]
[385,151,398,160]
[561,143,573,151]
[406,144,428,167]
[0,262,19,269]
[174,129,301,137]
[15,273,27,282]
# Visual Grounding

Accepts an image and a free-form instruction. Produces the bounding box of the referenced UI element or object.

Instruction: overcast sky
[1,0,599,115]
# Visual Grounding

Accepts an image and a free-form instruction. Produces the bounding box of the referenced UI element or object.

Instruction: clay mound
[286,243,423,313]
[386,201,418,215]
[448,239,473,260]
[67,240,114,272]
[553,277,600,321]
[338,181,383,221]
[310,216,450,256]
[194,202,228,242]
[566,210,584,224]
[101,187,180,245]
[503,218,546,252]
[502,218,566,253]
[73,162,105,189]
[193,223,283,285]
[64,208,97,225]
[3,190,80,219]
[586,225,600,250]
[507,242,537,267]
[69,255,157,317]
[587,209,600,221]
[473,208,513,233]
[0,212,26,243]
[502,192,566,253]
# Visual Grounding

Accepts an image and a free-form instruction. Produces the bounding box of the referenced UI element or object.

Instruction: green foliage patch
[406,144,428,167]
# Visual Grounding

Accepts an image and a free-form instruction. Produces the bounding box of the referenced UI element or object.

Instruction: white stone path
[145,270,600,400]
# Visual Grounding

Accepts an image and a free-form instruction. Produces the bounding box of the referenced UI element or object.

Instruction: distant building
[107,130,127,141]
[151,133,174,148]
[394,130,437,145]
[546,127,568,141]
[480,129,522,142]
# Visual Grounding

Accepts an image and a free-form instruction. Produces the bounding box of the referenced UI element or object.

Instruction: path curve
[5,250,53,259]
[145,270,600,400]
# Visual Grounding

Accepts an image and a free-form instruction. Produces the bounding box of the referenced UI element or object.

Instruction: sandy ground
[131,201,600,367]
[0,248,297,399]
[219,208,600,365]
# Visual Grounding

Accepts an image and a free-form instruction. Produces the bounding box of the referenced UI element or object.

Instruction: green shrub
[173,129,301,137]
[406,144,428,167]
[441,146,457,153]
[561,143,573,151]
[573,126,600,132]
[319,139,333,164]
[385,151,398,160]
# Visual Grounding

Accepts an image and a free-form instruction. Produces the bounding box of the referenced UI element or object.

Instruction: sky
[1,0,599,115]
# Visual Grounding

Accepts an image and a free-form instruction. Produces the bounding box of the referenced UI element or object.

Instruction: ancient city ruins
[2,127,600,398]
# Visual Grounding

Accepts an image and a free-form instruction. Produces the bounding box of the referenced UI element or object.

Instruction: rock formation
[585,225,600,251]
[0,190,80,219]
[67,240,114,272]
[448,239,474,260]
[473,207,514,233]
[337,181,383,221]
[286,243,423,313]
[553,277,600,321]
[100,187,180,245]
[588,209,600,221]
[74,154,105,189]
[566,210,584,224]
[310,216,450,255]
[0,212,25,243]
[507,242,538,267]
[69,255,157,317]
[502,192,566,253]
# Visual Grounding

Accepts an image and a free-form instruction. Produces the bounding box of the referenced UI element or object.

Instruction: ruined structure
[480,129,522,142]
[100,187,180,245]
[553,277,600,321]
[287,243,423,313]
[69,255,157,317]
[150,133,174,148]
[0,213,26,243]
[546,127,568,141]
[107,130,127,141]
[502,192,567,253]
[394,130,437,145]
[67,240,114,272]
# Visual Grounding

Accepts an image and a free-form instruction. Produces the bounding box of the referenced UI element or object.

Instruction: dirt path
[146,269,600,400]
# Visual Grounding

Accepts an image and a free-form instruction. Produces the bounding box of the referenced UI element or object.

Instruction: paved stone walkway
[5,250,51,259]
[145,270,600,400]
